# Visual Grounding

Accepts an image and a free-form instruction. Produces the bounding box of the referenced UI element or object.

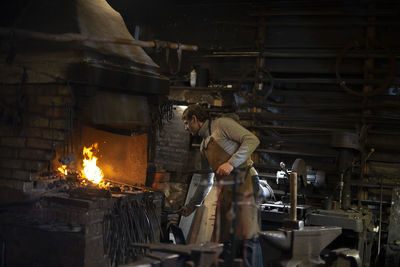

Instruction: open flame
[81,143,104,184]
[55,143,108,187]
[58,165,68,175]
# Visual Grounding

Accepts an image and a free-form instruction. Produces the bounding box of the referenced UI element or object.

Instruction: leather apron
[203,136,259,243]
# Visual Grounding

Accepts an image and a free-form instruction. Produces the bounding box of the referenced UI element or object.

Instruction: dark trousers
[220,238,263,267]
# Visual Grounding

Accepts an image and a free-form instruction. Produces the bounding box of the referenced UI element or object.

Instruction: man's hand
[178,205,194,217]
[216,162,234,176]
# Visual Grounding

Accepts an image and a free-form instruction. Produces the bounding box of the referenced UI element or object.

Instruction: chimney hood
[0,0,168,95]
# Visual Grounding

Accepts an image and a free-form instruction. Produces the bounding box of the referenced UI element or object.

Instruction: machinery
[275,160,325,190]
[260,159,375,267]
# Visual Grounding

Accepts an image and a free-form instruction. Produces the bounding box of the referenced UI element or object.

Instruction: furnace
[0,0,169,266]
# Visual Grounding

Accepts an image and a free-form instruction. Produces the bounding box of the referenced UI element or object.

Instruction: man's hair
[182,104,210,122]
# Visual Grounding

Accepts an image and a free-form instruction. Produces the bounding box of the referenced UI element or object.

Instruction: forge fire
[81,143,105,185]
[57,142,107,187]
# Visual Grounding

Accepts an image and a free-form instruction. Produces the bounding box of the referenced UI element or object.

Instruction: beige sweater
[186,117,260,212]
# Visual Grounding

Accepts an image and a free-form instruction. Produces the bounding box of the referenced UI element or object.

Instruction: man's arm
[220,118,260,168]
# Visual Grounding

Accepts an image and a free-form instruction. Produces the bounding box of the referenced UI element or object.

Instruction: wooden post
[290,172,297,221]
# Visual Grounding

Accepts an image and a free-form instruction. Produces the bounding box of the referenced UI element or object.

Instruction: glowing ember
[81,143,104,184]
[58,165,68,175]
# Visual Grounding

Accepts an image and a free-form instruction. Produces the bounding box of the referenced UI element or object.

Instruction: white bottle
[190,68,197,88]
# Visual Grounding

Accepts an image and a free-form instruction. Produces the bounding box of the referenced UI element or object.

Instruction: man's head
[182,104,209,135]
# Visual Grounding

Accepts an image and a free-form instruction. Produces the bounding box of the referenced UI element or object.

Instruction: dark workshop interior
[0,0,399,266]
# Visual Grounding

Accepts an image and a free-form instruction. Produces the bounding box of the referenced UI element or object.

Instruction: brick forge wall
[0,84,72,199]
[0,191,163,267]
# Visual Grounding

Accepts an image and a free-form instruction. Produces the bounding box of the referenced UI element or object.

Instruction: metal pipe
[229,170,240,267]
[249,10,399,17]
[0,27,198,51]
[349,180,394,189]
[256,148,337,158]
[254,125,400,138]
[204,50,400,59]
[1,237,5,267]
[254,125,352,132]
[368,135,400,150]
[290,172,298,221]
[217,76,390,85]
[338,149,354,210]
[240,112,400,124]
[339,173,344,209]
[366,162,400,178]
[257,141,400,162]
[215,20,400,28]
[170,85,234,91]
[378,177,383,256]
[261,102,400,110]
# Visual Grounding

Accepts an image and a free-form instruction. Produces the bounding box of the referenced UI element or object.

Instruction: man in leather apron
[180,104,264,267]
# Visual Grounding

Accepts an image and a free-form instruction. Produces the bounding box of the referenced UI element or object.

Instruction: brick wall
[0,84,72,195]
[154,105,191,172]
[0,191,163,267]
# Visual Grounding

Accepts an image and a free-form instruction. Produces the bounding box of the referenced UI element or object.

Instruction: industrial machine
[260,159,375,267]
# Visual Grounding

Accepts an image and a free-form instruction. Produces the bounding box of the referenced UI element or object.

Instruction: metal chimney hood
[0,0,168,95]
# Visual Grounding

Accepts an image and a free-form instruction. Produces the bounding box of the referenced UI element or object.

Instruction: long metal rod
[238,101,400,110]
[229,171,240,267]
[253,125,400,136]
[1,238,5,267]
[256,148,337,158]
[170,85,235,91]
[240,112,400,123]
[378,176,383,256]
[204,50,400,59]
[178,1,399,8]
[249,10,399,17]
[254,124,352,132]
[223,77,390,85]
[339,173,344,209]
[0,27,198,51]
[215,20,400,28]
